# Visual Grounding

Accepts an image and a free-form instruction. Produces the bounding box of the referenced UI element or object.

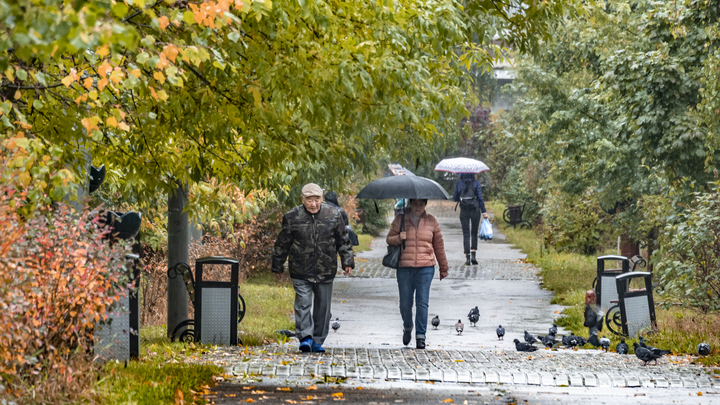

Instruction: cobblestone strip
[209,345,717,389]
[348,258,538,281]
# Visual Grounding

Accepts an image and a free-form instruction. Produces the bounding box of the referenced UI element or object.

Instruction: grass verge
[354,234,373,253]
[238,271,296,346]
[488,201,720,367]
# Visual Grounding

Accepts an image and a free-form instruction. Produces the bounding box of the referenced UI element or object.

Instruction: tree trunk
[167,183,189,338]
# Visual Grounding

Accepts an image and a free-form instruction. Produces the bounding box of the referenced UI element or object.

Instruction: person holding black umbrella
[386,199,449,349]
[453,173,489,265]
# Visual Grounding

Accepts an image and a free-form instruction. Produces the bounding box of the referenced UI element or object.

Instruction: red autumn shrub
[0,186,131,385]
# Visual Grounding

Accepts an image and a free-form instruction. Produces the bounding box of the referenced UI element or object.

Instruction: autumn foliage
[0,182,131,387]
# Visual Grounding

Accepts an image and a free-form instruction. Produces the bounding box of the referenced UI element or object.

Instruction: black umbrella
[357,175,450,200]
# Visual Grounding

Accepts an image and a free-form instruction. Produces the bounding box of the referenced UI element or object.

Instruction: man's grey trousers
[292,278,333,345]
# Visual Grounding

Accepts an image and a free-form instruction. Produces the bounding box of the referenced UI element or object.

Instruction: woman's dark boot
[465,254,471,266]
[416,338,426,349]
[471,251,478,265]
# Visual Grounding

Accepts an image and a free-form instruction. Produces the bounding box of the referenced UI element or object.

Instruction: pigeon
[455,320,464,335]
[277,329,296,338]
[634,342,663,366]
[524,330,539,345]
[588,333,601,348]
[616,338,629,355]
[638,336,671,357]
[468,312,479,327]
[514,339,538,352]
[431,315,440,330]
[599,335,611,351]
[561,335,571,347]
[576,336,588,347]
[698,343,711,356]
[549,324,558,336]
[331,318,340,332]
[540,333,557,348]
[496,325,505,340]
[467,306,480,319]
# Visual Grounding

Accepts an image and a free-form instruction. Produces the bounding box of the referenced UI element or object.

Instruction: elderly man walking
[272,183,355,353]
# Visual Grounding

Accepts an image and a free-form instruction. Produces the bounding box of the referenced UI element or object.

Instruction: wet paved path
[199,201,719,403]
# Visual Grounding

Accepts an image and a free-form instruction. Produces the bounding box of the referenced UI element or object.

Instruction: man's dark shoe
[403,330,411,346]
[299,337,312,352]
[465,254,471,266]
[471,251,478,265]
[312,342,326,353]
[416,338,426,349]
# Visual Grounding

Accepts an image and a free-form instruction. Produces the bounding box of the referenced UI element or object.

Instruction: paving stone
[539,372,555,386]
[261,365,276,376]
[654,377,669,388]
[596,373,611,387]
[581,373,597,387]
[512,371,527,385]
[442,369,458,383]
[470,369,485,383]
[399,366,415,380]
[609,374,626,387]
[569,374,583,387]
[625,375,640,387]
[276,365,290,377]
[317,365,331,377]
[555,374,569,387]
[416,368,430,381]
[359,366,374,379]
[484,370,500,384]
[638,376,654,388]
[233,363,249,375]
[498,371,513,384]
[346,366,359,378]
[331,365,346,377]
[681,377,698,388]
[456,369,472,383]
[247,365,263,376]
[697,378,712,388]
[372,365,387,379]
[429,368,444,381]
[669,378,683,388]
[526,372,541,385]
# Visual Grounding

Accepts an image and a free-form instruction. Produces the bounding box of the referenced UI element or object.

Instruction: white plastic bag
[479,218,493,240]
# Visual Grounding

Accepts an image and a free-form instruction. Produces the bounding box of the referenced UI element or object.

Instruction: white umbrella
[434,157,490,174]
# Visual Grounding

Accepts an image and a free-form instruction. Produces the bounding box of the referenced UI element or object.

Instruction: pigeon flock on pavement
[420,307,697,366]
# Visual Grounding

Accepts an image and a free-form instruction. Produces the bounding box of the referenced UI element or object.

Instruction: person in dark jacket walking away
[453,173,488,265]
[272,183,355,353]
[324,191,349,225]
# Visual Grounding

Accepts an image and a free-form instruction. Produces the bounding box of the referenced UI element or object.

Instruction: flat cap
[301,183,323,198]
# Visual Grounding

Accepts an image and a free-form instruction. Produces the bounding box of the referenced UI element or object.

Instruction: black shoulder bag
[382,213,405,269]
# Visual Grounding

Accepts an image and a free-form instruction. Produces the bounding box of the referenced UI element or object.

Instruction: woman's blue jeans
[396,266,435,339]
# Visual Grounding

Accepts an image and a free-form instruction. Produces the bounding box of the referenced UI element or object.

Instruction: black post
[167,183,189,338]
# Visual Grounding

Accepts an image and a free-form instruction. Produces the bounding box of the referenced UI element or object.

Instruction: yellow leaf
[249,86,261,105]
[106,116,118,128]
[14,90,21,99]
[96,44,110,57]
[698,392,703,396]
[98,78,109,91]
[118,122,131,131]
[149,87,159,101]
[246,399,255,403]
[83,77,94,89]
[98,62,112,77]
[307,385,317,390]
[153,71,166,84]
[158,16,170,31]
[443,399,454,403]
[277,387,291,391]
[163,44,179,62]
[156,53,169,69]
[174,388,184,404]
[110,69,124,84]
[75,94,88,105]
[61,75,75,87]
[331,393,343,398]
[157,90,169,101]
[69,311,77,317]
[131,69,141,78]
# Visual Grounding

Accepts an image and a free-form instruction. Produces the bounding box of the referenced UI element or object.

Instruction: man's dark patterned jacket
[272,203,355,282]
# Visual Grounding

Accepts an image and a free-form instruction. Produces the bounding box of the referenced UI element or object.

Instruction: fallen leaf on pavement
[443,399,454,403]
[332,392,343,397]
[307,385,318,390]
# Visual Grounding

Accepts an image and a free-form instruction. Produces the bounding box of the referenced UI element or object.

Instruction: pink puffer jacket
[386,213,449,276]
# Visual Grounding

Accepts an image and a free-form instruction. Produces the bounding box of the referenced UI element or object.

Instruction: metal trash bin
[595,255,630,313]
[195,257,240,345]
[615,272,657,337]
[95,253,141,360]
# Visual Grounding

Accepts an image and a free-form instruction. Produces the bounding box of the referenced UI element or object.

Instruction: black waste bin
[195,257,240,345]
[595,255,630,313]
[615,272,657,337]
